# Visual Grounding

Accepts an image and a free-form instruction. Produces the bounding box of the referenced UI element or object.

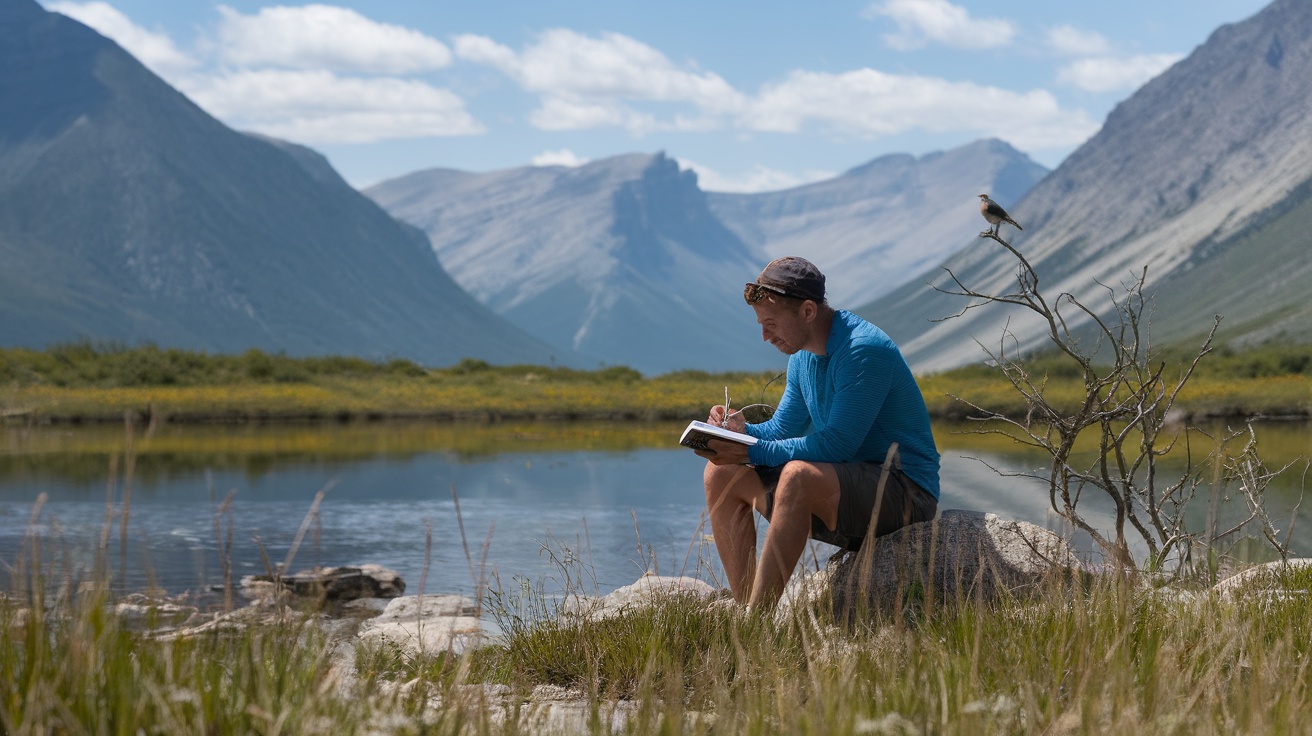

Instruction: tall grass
[0,586,373,734]
[8,494,1312,734]
[403,565,1312,734]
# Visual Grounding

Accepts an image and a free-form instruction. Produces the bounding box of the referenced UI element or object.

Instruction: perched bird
[978,194,1023,236]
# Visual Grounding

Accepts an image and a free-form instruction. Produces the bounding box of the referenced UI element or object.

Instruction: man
[698,256,940,608]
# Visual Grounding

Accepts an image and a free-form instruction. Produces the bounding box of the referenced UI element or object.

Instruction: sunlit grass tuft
[0,581,375,735]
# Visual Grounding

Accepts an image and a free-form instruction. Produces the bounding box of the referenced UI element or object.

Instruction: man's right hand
[708,404,745,432]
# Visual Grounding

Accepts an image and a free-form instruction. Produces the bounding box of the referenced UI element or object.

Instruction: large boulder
[792,510,1084,619]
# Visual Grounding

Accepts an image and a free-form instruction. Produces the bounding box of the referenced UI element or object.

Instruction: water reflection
[1,420,1307,598]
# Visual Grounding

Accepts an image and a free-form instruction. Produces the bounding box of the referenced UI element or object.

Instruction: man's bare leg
[749,461,840,609]
[704,463,767,603]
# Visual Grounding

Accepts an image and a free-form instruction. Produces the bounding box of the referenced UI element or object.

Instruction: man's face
[752,299,807,355]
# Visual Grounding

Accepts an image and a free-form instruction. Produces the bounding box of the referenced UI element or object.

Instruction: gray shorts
[756,461,938,551]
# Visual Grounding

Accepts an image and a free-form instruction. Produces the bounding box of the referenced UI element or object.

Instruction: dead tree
[935,229,1304,575]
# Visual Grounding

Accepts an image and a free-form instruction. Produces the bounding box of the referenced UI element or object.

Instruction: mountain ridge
[368,141,1045,374]
[0,0,564,367]
[707,139,1047,306]
[857,0,1312,372]
[368,152,781,374]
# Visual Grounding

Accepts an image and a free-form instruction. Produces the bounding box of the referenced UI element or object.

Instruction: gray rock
[1212,558,1312,598]
[819,510,1083,619]
[357,594,484,656]
[114,594,200,631]
[242,564,405,601]
[561,573,718,620]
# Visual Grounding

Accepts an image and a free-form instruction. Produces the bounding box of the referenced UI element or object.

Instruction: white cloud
[865,0,1016,50]
[48,1,196,79]
[452,34,518,69]
[747,69,1099,152]
[677,159,835,194]
[455,29,745,134]
[532,149,589,167]
[42,3,1102,162]
[458,26,1096,153]
[528,97,652,133]
[1045,25,1111,56]
[457,29,741,107]
[43,2,481,145]
[183,70,483,143]
[214,4,452,74]
[1057,54,1182,93]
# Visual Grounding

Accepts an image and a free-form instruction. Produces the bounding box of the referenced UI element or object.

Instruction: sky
[42,0,1271,192]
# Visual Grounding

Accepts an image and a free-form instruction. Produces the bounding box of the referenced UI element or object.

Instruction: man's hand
[695,438,752,466]
[707,404,746,432]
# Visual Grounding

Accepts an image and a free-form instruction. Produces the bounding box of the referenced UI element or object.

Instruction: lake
[2,419,1308,601]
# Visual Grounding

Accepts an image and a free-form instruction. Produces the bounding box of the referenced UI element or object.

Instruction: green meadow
[2,341,1309,423]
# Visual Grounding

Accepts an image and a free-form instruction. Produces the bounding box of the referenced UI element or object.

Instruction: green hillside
[1150,181,1312,347]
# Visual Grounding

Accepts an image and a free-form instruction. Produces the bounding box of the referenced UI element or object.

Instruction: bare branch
[937,225,1305,577]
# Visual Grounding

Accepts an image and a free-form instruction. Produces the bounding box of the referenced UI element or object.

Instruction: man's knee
[773,461,838,523]
[776,460,825,490]
[704,461,738,491]
[770,462,810,505]
[705,462,757,503]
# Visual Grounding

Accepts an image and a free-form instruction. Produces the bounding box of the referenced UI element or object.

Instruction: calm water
[2,420,1308,599]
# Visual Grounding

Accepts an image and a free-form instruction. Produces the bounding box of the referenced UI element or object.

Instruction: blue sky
[43,0,1270,191]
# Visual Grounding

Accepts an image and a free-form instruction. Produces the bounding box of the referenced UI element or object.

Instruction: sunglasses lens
[743,283,765,304]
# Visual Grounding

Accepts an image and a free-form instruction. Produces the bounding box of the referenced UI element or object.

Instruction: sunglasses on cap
[743,281,815,305]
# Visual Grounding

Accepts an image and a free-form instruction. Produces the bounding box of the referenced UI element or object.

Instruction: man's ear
[800,300,818,322]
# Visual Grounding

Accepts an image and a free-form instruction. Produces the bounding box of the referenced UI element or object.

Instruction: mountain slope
[708,139,1047,306]
[859,0,1312,372]
[367,153,783,375]
[0,0,562,367]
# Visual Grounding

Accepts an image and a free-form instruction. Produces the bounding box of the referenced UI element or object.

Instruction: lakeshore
[4,364,1309,425]
[4,347,1312,733]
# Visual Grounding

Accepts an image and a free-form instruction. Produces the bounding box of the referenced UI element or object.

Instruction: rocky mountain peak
[708,138,1047,306]
[861,0,1312,371]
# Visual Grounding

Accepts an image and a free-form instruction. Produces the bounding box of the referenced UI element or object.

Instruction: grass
[4,342,1310,424]
[340,563,1312,733]
[1,344,787,423]
[0,579,368,734]
[10,550,1312,734]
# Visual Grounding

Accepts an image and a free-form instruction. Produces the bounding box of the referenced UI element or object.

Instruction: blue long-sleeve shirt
[744,310,941,498]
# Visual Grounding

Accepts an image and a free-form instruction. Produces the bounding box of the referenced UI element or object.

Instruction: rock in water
[242,564,405,601]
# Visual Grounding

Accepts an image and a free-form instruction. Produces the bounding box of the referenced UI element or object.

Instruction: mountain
[367,142,1046,375]
[0,0,563,367]
[366,153,783,375]
[859,0,1312,373]
[707,139,1047,306]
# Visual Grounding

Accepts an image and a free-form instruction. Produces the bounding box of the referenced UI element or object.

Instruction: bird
[978,194,1023,236]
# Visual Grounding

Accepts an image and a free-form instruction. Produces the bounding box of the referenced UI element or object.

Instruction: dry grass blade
[280,480,337,576]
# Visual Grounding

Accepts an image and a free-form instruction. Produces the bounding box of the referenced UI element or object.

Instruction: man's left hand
[695,438,751,466]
